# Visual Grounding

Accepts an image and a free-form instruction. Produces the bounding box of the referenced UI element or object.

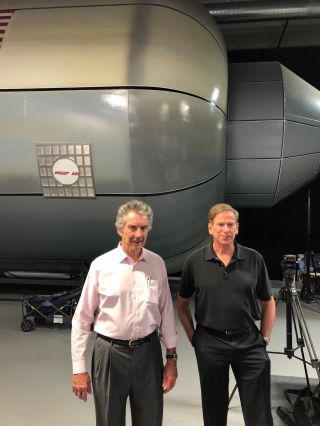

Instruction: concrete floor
[0,286,319,426]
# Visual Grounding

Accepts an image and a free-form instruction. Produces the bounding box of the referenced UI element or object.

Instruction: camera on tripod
[277,254,320,382]
[281,254,297,287]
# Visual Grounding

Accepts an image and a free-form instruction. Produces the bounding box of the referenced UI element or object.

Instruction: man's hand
[162,360,178,393]
[72,372,92,402]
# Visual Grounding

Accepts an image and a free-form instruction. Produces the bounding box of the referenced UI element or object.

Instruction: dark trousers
[193,325,274,426]
[91,332,164,426]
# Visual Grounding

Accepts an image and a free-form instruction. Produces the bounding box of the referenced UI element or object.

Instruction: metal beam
[203,1,320,23]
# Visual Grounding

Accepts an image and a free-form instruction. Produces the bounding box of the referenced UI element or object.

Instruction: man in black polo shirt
[177,203,275,426]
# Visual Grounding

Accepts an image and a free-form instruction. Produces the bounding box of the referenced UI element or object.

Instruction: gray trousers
[91,332,164,426]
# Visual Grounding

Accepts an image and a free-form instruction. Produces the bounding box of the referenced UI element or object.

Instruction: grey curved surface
[0,88,226,194]
[277,154,320,193]
[0,1,228,273]
[282,64,320,127]
[226,159,280,194]
[0,1,227,110]
[0,173,225,274]
[283,121,320,157]
[0,86,226,271]
[227,81,284,121]
[0,0,226,52]
[226,61,320,207]
[227,120,283,159]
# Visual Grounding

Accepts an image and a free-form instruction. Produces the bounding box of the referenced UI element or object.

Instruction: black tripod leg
[269,285,320,388]
[298,327,311,391]
[292,292,320,383]
[284,287,294,358]
[291,304,311,391]
[228,383,238,405]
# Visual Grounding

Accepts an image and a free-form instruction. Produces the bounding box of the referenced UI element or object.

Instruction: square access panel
[36,143,96,198]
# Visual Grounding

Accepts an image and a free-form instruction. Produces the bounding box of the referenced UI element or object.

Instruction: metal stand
[269,283,320,390]
[301,187,313,302]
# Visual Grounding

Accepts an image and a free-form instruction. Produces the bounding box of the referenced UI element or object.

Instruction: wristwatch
[166,353,178,361]
[264,336,270,345]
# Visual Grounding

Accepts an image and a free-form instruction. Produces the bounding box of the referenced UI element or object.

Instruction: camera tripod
[269,281,320,390]
[228,280,320,405]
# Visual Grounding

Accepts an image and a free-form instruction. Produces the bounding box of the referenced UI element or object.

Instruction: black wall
[229,47,320,279]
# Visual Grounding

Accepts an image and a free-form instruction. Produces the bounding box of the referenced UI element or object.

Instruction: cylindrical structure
[226,61,320,207]
[0,1,228,273]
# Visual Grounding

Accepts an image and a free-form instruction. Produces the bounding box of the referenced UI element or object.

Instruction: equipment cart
[20,287,81,332]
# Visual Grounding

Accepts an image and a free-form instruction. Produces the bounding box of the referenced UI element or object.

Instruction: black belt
[201,325,252,337]
[97,330,155,348]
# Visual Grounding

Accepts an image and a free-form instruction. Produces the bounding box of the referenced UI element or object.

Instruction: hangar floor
[0,282,319,426]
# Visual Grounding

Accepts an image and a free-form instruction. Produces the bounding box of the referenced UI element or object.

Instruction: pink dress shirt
[71,244,178,373]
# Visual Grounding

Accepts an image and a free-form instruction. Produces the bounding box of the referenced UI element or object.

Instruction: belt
[97,330,155,348]
[201,325,252,337]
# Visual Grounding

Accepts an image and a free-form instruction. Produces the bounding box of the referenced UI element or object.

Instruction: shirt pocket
[146,279,159,304]
[99,280,120,297]
[98,269,125,297]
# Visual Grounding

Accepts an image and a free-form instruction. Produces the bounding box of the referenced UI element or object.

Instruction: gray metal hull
[0,1,227,273]
[0,88,226,273]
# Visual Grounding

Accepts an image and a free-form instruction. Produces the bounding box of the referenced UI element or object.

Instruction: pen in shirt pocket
[146,276,151,287]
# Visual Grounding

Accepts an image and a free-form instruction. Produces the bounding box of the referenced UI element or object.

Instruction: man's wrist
[264,336,270,345]
[166,352,178,361]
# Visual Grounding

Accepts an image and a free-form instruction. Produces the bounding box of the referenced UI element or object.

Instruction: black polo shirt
[179,242,273,330]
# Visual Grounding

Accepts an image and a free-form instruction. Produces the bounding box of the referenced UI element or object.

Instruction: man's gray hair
[115,199,153,231]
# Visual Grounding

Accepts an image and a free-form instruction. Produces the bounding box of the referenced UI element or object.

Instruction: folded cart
[21,287,81,332]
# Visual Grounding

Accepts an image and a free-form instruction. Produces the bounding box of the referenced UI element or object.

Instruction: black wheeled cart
[20,287,81,332]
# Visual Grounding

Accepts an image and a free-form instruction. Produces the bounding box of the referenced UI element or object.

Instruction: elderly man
[177,203,275,426]
[71,199,178,426]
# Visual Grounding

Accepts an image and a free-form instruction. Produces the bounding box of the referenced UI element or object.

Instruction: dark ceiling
[200,0,320,51]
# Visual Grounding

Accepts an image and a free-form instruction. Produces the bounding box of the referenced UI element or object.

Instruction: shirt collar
[204,241,245,261]
[116,243,148,264]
